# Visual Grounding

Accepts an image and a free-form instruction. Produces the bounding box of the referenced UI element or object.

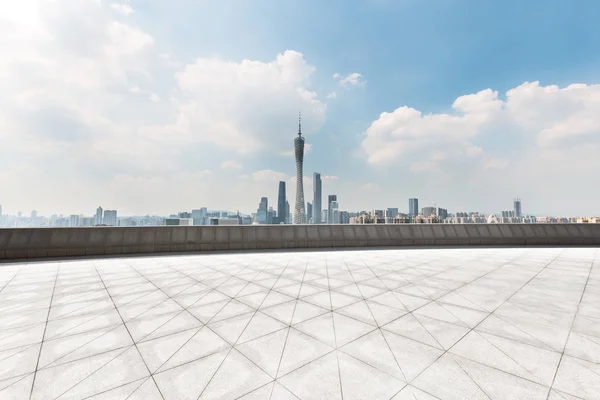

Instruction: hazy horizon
[1,0,599,217]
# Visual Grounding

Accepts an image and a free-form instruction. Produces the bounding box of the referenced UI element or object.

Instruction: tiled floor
[0,247,598,399]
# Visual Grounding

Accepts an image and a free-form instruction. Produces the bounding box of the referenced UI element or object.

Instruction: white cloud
[160,50,327,154]
[362,82,600,168]
[334,72,366,87]
[220,160,243,170]
[110,3,134,16]
[326,91,337,99]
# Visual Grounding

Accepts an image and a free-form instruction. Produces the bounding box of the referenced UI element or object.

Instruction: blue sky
[1,0,600,216]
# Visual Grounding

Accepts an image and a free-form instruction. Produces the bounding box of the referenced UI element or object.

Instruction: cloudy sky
[1,0,599,217]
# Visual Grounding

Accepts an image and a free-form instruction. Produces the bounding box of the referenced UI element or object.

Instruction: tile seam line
[268,259,310,400]
[408,249,565,393]
[28,263,60,400]
[545,249,596,400]
[92,264,167,400]
[193,260,295,400]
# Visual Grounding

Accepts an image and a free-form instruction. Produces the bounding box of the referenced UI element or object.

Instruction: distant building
[293,115,306,224]
[209,218,240,226]
[80,217,95,227]
[103,210,118,226]
[192,208,208,225]
[277,181,286,224]
[514,198,522,218]
[437,208,448,219]
[178,212,192,218]
[386,208,399,218]
[339,211,350,224]
[164,218,193,226]
[69,215,80,227]
[313,173,322,224]
[95,207,103,225]
[421,207,436,216]
[328,195,337,224]
[267,207,276,225]
[307,202,313,224]
[256,197,268,224]
[330,201,340,224]
[409,198,419,217]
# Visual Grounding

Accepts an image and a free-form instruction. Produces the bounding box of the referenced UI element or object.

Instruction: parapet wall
[1,224,600,260]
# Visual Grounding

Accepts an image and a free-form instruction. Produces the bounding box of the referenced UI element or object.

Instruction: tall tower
[313,172,322,224]
[293,113,306,224]
[514,198,522,218]
[277,181,286,224]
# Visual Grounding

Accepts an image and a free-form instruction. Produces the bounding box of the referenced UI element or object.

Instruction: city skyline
[1,1,600,216]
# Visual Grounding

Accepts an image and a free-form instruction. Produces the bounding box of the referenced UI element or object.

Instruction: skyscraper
[328,195,337,224]
[293,114,306,224]
[257,197,268,224]
[307,202,313,223]
[95,206,103,225]
[277,181,286,224]
[330,201,340,224]
[514,198,522,218]
[104,210,118,226]
[313,173,322,224]
[409,198,419,217]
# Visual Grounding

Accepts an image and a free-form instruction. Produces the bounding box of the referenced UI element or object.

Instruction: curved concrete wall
[1,224,599,260]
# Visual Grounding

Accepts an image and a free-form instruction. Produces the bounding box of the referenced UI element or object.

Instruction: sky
[1,0,600,217]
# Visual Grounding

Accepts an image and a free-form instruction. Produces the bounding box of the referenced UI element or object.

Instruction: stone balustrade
[1,223,599,260]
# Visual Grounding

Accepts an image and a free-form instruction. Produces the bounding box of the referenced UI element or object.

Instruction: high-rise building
[257,197,268,224]
[514,198,522,218]
[267,207,276,225]
[95,207,103,225]
[69,215,80,227]
[192,208,208,225]
[293,114,306,224]
[286,201,291,224]
[277,181,286,224]
[422,206,436,216]
[330,201,340,224]
[327,195,337,224]
[307,202,313,223]
[313,173,322,224]
[386,208,399,218]
[409,198,419,217]
[103,210,118,226]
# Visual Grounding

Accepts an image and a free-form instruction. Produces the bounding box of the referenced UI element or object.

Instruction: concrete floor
[0,247,598,399]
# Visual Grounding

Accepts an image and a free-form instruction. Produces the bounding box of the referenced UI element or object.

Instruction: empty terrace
[0,247,598,399]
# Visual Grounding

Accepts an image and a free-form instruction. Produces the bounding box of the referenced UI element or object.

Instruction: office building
[69,215,80,227]
[293,114,306,224]
[192,208,208,225]
[409,198,419,217]
[268,207,276,225]
[514,198,522,218]
[103,210,118,226]
[307,202,313,224]
[330,201,340,224]
[164,218,192,226]
[277,181,286,224]
[257,197,268,224]
[95,207,103,225]
[386,208,399,218]
[313,173,322,224]
[422,206,436,216]
[80,217,96,227]
[286,201,291,224]
[437,208,448,219]
[328,195,337,224]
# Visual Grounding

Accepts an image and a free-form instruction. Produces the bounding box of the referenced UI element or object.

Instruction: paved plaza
[0,247,598,399]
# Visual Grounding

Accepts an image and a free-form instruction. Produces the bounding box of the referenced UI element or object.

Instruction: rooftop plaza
[0,246,598,399]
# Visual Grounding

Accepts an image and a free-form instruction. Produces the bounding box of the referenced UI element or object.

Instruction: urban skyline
[1,118,598,228]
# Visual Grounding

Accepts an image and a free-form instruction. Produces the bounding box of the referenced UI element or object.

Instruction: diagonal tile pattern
[0,247,597,399]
